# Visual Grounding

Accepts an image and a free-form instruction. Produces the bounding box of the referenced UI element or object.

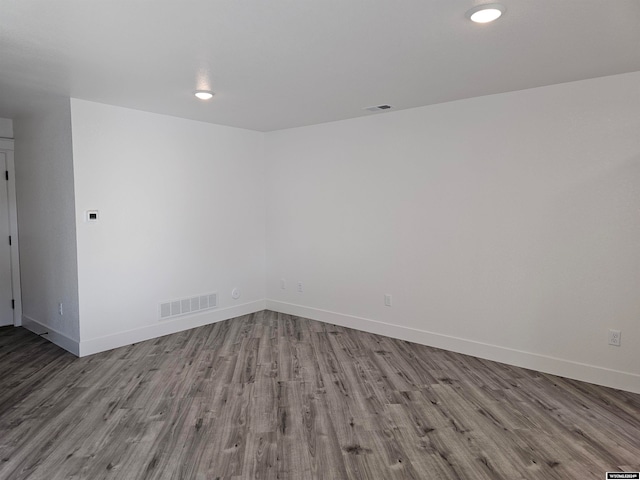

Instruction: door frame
[0,138,22,326]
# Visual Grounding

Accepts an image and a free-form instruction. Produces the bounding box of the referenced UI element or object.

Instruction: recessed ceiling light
[466,3,505,23]
[194,90,214,100]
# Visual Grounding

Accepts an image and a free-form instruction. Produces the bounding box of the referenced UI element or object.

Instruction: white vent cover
[364,104,393,112]
[160,292,218,320]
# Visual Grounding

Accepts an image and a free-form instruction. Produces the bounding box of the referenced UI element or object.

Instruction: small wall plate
[86,210,99,222]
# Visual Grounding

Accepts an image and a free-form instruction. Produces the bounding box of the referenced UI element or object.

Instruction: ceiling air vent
[364,104,393,112]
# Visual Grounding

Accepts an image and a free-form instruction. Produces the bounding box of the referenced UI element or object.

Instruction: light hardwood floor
[1,311,639,479]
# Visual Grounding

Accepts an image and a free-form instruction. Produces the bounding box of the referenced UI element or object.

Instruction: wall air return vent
[159,292,218,320]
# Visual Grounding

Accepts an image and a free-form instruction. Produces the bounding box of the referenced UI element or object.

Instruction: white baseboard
[266,300,640,395]
[21,299,640,394]
[78,299,266,357]
[22,315,80,356]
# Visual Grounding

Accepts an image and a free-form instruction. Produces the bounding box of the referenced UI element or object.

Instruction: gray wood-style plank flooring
[1,311,639,479]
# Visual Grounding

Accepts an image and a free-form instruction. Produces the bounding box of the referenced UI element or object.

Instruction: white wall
[0,118,13,138]
[12,75,639,393]
[265,71,640,393]
[13,96,80,352]
[70,100,266,354]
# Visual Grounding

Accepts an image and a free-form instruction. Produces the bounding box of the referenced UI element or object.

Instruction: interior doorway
[0,139,22,327]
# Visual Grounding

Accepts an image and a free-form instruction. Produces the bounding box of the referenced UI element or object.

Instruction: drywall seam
[266,300,640,394]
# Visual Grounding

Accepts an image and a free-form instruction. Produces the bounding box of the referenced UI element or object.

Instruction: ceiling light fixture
[466,3,505,23]
[194,90,214,100]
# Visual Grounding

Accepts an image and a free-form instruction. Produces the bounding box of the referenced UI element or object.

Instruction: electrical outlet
[231,288,241,300]
[608,329,621,346]
[280,278,286,290]
[58,303,63,316]
[297,282,303,293]
[384,294,392,307]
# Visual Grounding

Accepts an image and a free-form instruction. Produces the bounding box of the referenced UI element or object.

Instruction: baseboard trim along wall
[21,299,640,394]
[78,300,266,357]
[22,315,80,356]
[266,300,640,395]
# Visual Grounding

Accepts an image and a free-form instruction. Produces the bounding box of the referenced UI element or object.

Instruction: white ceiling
[1,0,639,132]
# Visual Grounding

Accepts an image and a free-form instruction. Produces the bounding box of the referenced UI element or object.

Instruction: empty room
[1,1,639,479]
